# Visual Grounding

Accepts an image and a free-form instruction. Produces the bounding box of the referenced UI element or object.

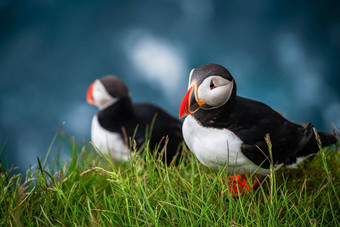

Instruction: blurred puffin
[87,75,183,164]
[179,63,337,194]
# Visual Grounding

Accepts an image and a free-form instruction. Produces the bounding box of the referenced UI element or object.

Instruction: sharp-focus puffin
[179,63,337,192]
[87,75,183,164]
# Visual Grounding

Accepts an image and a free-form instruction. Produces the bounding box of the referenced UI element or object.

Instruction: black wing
[231,97,308,168]
[134,103,183,164]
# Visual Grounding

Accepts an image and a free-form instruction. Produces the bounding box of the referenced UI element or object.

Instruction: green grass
[0,134,339,226]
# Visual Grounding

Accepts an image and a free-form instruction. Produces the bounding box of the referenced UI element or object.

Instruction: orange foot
[227,175,261,196]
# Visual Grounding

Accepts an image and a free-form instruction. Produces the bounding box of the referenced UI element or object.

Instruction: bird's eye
[210,80,216,89]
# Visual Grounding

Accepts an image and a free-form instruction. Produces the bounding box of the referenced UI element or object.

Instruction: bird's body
[91,113,130,160]
[87,76,183,164]
[183,114,272,175]
[179,64,337,176]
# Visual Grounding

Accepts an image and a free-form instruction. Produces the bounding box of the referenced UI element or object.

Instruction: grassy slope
[0,135,339,226]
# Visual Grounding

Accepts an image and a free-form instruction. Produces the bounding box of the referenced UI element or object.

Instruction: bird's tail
[296,123,338,158]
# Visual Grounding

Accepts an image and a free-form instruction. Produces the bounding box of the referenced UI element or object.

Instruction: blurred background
[1,0,339,172]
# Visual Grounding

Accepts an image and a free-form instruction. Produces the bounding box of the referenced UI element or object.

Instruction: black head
[87,75,129,110]
[189,63,234,86]
[179,63,237,118]
[99,75,129,98]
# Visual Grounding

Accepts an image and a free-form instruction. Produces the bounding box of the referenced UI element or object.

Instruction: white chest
[182,115,269,175]
[91,115,130,161]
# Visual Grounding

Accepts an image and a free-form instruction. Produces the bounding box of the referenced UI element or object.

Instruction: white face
[197,75,233,109]
[92,80,117,110]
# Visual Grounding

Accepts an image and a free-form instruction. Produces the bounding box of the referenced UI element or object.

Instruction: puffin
[87,75,183,165]
[179,63,337,194]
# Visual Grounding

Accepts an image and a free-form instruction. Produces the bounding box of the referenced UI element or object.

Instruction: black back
[98,97,183,164]
[193,96,337,168]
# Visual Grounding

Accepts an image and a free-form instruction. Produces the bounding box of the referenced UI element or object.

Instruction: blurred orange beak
[86,82,96,105]
[179,83,205,119]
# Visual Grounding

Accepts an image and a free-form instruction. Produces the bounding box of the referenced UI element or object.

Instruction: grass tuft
[0,135,339,226]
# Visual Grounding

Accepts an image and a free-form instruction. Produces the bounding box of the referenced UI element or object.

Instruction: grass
[0,132,339,226]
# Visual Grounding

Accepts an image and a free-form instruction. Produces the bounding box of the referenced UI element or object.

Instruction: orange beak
[86,82,96,105]
[179,83,206,119]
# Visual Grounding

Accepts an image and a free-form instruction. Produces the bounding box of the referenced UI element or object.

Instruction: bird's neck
[192,96,236,129]
[98,97,135,121]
